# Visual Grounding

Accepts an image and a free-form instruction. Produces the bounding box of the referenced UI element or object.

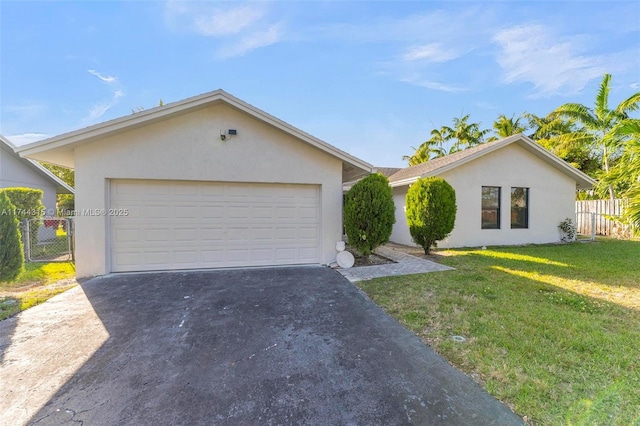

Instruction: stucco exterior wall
[390,144,577,248]
[74,103,344,277]
[1,145,58,240]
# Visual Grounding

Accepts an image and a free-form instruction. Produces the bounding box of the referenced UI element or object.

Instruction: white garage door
[109,180,321,272]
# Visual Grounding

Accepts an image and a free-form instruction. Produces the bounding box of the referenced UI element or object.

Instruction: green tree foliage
[527,112,601,177]
[403,128,448,166]
[41,162,75,213]
[551,73,640,199]
[0,191,25,282]
[343,173,396,257]
[1,188,45,246]
[601,120,640,233]
[490,113,528,140]
[406,177,456,254]
[445,114,491,153]
[403,115,490,166]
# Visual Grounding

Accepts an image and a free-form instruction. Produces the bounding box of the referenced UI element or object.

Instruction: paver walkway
[337,245,454,282]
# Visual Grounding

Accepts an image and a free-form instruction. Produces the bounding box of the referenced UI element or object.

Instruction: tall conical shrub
[406,177,457,254]
[0,191,25,282]
[343,173,396,257]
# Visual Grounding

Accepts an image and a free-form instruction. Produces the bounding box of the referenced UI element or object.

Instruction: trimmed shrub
[1,187,45,245]
[0,191,25,282]
[406,177,457,254]
[343,173,396,257]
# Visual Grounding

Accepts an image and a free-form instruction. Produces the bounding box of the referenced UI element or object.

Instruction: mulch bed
[383,242,449,264]
[345,246,395,267]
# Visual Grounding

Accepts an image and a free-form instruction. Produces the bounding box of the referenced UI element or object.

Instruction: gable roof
[0,135,74,194]
[15,89,373,181]
[387,134,595,190]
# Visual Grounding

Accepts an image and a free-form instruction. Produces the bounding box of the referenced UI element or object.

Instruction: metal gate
[22,218,74,262]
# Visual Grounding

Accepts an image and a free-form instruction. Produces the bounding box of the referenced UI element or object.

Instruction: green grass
[0,262,76,320]
[358,238,640,425]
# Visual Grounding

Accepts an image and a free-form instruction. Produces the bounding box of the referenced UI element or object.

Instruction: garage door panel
[276,207,296,219]
[110,180,321,272]
[201,227,225,240]
[299,207,319,219]
[300,247,319,260]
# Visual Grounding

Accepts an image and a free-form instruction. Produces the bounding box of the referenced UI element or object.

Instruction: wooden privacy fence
[575,199,631,239]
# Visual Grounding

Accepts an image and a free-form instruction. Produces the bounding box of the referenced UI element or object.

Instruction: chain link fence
[22,218,74,262]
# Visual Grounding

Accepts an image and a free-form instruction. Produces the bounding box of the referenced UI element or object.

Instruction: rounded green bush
[343,173,396,257]
[406,177,457,254]
[0,191,25,282]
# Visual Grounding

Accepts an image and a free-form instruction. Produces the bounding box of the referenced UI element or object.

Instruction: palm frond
[594,73,612,120]
[616,92,640,115]
[552,103,599,129]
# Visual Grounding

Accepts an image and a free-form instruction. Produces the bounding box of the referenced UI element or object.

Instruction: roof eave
[16,89,373,175]
[388,134,597,189]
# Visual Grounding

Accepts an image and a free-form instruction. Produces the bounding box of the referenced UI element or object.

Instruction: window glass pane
[482,186,500,229]
[511,187,529,228]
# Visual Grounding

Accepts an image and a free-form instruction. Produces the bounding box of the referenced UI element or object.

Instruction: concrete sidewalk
[338,245,454,282]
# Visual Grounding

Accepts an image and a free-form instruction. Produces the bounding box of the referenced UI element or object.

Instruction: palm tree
[402,128,449,166]
[600,119,640,231]
[443,114,491,153]
[551,73,640,199]
[491,113,528,139]
[403,115,490,166]
[525,112,600,176]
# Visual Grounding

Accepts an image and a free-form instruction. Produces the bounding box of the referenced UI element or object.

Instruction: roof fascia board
[220,92,373,172]
[1,135,74,194]
[27,159,75,194]
[16,91,225,157]
[389,134,595,188]
[515,135,596,186]
[16,90,373,173]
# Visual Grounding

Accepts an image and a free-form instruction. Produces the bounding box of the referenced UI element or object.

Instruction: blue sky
[1,1,639,168]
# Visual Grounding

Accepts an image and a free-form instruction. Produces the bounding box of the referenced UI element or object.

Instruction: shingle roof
[375,167,403,177]
[387,134,595,190]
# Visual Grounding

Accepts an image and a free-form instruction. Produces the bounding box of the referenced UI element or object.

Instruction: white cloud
[6,133,50,146]
[85,71,124,122]
[401,43,460,63]
[631,82,639,90]
[476,102,496,110]
[164,1,281,59]
[195,6,264,36]
[88,69,117,84]
[216,24,282,59]
[493,24,620,98]
[313,7,492,93]
[400,76,467,93]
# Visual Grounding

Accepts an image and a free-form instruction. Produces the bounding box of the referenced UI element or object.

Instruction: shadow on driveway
[4,266,522,425]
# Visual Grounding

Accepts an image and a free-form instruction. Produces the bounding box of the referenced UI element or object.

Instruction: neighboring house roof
[387,134,595,190]
[0,135,74,194]
[375,167,403,177]
[341,166,403,191]
[16,90,373,182]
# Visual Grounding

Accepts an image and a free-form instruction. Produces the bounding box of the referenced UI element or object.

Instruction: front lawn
[358,238,640,425]
[0,262,76,320]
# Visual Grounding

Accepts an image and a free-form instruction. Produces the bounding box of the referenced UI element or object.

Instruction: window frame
[510,187,529,229]
[481,186,501,230]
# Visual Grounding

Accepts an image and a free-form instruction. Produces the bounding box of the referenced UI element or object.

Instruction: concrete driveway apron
[0,266,523,425]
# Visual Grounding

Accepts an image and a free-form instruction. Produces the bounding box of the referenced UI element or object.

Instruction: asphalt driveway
[1,266,522,425]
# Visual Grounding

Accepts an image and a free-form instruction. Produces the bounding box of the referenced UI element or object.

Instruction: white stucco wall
[74,103,344,277]
[390,144,577,248]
